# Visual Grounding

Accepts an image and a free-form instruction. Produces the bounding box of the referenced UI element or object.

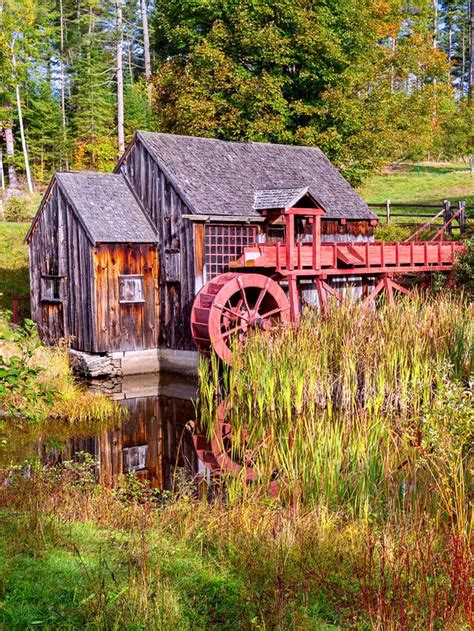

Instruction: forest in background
[0,0,473,192]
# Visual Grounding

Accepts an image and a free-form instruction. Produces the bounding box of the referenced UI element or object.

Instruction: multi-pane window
[205,225,257,282]
[119,275,145,303]
[41,275,61,301]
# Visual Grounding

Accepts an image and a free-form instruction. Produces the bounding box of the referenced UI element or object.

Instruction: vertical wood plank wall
[118,139,196,350]
[28,183,96,349]
[93,243,159,352]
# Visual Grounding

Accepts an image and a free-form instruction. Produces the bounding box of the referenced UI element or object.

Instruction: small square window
[41,276,61,301]
[119,275,144,303]
[123,445,148,471]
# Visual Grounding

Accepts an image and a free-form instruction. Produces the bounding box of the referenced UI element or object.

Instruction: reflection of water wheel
[191,273,291,365]
[192,398,279,498]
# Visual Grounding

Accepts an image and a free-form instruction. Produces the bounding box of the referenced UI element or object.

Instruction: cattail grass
[198,295,472,534]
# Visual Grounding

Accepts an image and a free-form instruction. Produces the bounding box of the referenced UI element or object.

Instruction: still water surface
[78,372,200,489]
[1,372,201,490]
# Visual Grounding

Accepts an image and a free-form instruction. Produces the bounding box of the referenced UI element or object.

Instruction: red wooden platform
[232,239,462,277]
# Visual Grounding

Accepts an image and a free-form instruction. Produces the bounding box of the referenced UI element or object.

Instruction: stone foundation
[69,347,199,379]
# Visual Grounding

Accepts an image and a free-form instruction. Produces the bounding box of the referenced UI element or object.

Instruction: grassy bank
[359,163,473,233]
[3,476,470,630]
[1,297,472,629]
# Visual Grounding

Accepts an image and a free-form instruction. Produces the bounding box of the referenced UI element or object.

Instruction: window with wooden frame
[40,275,62,302]
[205,225,257,282]
[123,445,148,472]
[266,225,285,242]
[119,275,145,304]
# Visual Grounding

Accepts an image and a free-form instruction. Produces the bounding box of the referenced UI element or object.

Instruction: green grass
[0,222,30,315]
[0,507,339,630]
[359,162,473,206]
[359,162,473,227]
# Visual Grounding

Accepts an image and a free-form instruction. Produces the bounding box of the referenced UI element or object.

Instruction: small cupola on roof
[253,187,326,213]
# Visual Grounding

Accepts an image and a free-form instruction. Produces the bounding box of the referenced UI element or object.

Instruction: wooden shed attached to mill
[27,132,378,376]
[26,172,159,354]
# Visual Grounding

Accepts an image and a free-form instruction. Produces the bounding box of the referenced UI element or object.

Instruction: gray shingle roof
[56,172,157,243]
[136,132,376,220]
[254,187,309,210]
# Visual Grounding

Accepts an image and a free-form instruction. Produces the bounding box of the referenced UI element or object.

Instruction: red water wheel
[191,273,291,365]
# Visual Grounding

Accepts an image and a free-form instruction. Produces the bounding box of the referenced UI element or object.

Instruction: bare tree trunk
[140,0,152,106]
[15,83,33,193]
[0,149,5,192]
[462,26,466,96]
[11,52,34,196]
[4,122,19,194]
[128,39,134,83]
[470,0,474,102]
[431,1,438,134]
[447,19,452,83]
[10,44,33,193]
[116,0,125,156]
[59,0,69,168]
[390,36,396,93]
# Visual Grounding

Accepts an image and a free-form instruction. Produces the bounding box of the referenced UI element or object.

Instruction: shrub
[375,223,412,241]
[3,193,41,222]
[454,238,474,292]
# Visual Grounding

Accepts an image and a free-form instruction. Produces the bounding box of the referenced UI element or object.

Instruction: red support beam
[288,275,300,323]
[286,213,295,272]
[316,278,328,315]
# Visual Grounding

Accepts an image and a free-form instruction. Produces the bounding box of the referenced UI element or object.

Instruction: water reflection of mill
[66,373,199,491]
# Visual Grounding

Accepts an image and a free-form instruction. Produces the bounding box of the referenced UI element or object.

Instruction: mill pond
[1,371,200,493]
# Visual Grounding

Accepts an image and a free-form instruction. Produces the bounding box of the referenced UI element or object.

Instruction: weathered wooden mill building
[27,132,378,375]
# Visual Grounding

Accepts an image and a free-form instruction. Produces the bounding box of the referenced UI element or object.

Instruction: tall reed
[198,295,473,532]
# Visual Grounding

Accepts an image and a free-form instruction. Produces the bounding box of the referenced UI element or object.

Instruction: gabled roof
[254,187,321,211]
[27,172,157,244]
[132,132,376,221]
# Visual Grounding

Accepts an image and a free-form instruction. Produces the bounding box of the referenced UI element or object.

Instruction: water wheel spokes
[191,273,291,365]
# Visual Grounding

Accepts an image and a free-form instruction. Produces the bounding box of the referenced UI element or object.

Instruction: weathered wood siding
[93,243,159,352]
[321,219,375,241]
[117,139,195,350]
[28,182,95,349]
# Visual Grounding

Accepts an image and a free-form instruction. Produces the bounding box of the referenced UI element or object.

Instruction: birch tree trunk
[15,82,34,193]
[4,122,19,194]
[140,0,152,106]
[116,0,125,156]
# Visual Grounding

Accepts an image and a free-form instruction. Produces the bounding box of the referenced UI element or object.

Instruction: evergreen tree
[24,77,66,181]
[68,0,117,170]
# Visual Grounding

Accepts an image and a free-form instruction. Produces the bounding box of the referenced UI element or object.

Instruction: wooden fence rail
[368,199,468,233]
